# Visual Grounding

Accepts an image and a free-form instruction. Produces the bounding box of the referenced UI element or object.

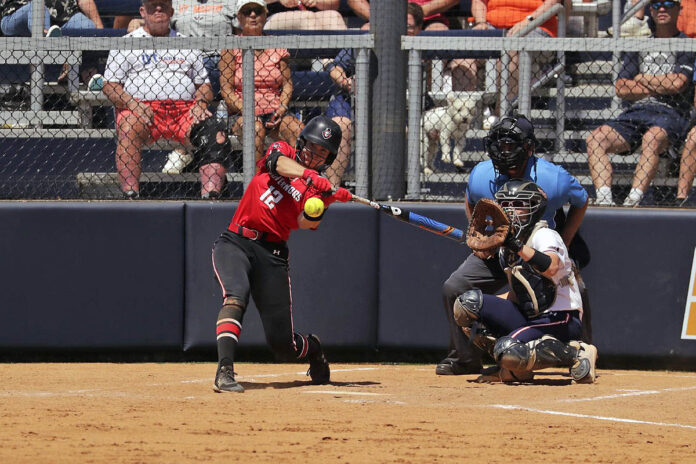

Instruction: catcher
[457,179,598,383]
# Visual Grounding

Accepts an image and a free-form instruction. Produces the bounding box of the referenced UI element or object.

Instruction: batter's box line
[555,384,696,403]
[490,404,696,430]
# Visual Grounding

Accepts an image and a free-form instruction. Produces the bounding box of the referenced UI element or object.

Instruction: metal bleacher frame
[0,31,373,198]
[402,0,696,201]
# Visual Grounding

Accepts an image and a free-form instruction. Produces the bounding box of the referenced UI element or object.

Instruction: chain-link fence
[1,0,695,206]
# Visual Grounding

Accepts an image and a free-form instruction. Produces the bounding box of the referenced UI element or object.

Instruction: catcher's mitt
[466,198,511,253]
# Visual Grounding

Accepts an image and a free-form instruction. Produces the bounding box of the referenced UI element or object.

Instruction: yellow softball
[304,197,325,218]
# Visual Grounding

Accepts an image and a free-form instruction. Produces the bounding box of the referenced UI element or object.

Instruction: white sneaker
[592,197,615,206]
[162,149,193,174]
[87,74,104,91]
[45,25,62,37]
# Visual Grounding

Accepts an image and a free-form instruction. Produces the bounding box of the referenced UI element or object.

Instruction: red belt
[229,223,283,243]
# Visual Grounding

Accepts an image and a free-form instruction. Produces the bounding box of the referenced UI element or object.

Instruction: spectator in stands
[456,0,560,98]
[263,0,347,30]
[103,0,229,199]
[675,123,696,206]
[160,0,236,175]
[586,0,695,207]
[219,0,304,165]
[347,0,458,30]
[324,2,424,187]
[1,0,104,36]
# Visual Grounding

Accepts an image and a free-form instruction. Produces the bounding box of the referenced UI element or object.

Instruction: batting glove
[302,169,332,192]
[324,187,352,206]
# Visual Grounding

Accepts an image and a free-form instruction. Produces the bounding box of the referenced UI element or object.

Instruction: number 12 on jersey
[260,186,283,209]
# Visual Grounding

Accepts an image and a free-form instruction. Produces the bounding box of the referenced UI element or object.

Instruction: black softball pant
[212,231,299,361]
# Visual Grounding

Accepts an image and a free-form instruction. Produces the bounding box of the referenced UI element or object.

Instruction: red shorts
[117,100,195,144]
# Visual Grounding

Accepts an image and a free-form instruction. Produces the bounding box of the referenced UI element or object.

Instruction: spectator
[263,0,347,30]
[456,0,560,98]
[324,2,424,187]
[675,122,696,207]
[347,0,458,30]
[219,0,304,165]
[1,0,104,36]
[586,0,695,207]
[160,0,236,175]
[103,0,230,199]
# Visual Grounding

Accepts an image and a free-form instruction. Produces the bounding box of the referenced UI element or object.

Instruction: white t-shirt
[528,227,583,318]
[104,27,209,101]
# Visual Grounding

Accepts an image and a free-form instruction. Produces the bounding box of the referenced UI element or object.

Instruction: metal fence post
[354,47,370,198]
[406,48,422,200]
[242,47,255,188]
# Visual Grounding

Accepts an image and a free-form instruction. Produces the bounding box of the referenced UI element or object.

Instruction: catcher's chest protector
[502,222,557,318]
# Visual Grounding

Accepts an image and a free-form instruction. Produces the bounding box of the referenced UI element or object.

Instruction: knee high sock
[293,333,321,360]
[216,305,244,366]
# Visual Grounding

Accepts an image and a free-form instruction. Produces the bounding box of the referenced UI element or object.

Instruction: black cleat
[306,334,330,385]
[213,365,244,393]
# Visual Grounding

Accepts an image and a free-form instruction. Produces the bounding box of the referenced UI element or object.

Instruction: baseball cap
[236,0,267,15]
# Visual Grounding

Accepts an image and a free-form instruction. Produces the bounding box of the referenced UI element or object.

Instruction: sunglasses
[649,1,679,10]
[240,6,265,16]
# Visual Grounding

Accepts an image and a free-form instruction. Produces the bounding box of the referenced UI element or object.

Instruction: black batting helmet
[494,179,547,242]
[483,113,537,173]
[296,115,342,169]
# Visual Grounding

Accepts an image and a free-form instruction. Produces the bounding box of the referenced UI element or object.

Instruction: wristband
[303,210,325,222]
[528,249,552,272]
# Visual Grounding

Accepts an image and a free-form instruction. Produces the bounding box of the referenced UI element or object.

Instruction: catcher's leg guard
[494,335,577,373]
[190,116,232,166]
[453,288,483,328]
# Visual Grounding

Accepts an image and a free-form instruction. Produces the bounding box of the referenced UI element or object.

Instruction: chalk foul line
[491,404,696,430]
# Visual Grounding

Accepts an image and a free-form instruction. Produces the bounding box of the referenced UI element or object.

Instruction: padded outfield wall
[1,202,695,363]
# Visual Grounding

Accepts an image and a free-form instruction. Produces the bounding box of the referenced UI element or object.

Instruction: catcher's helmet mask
[494,179,547,241]
[484,113,537,173]
[296,115,342,171]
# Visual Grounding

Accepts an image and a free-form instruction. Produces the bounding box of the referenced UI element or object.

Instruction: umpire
[436,113,591,376]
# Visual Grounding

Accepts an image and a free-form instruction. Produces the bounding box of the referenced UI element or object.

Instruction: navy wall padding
[183,202,379,351]
[580,208,696,359]
[1,202,695,361]
[377,203,470,348]
[0,202,184,349]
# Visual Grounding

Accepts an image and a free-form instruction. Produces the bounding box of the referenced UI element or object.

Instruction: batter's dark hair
[408,3,424,28]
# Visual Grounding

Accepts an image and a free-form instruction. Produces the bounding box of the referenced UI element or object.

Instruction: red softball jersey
[230,141,323,242]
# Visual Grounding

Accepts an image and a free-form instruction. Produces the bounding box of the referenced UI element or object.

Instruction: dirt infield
[1,363,695,463]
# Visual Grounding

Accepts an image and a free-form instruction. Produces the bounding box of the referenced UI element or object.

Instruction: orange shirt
[229,48,290,115]
[678,0,696,38]
[487,0,558,37]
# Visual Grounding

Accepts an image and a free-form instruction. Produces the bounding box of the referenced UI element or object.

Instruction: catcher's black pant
[442,253,507,367]
[212,231,300,361]
[442,252,591,367]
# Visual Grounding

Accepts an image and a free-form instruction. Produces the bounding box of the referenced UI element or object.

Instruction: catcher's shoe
[570,341,598,384]
[213,365,244,393]
[306,334,330,385]
[474,365,534,383]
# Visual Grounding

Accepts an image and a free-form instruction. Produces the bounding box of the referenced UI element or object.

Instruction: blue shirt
[465,156,588,228]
